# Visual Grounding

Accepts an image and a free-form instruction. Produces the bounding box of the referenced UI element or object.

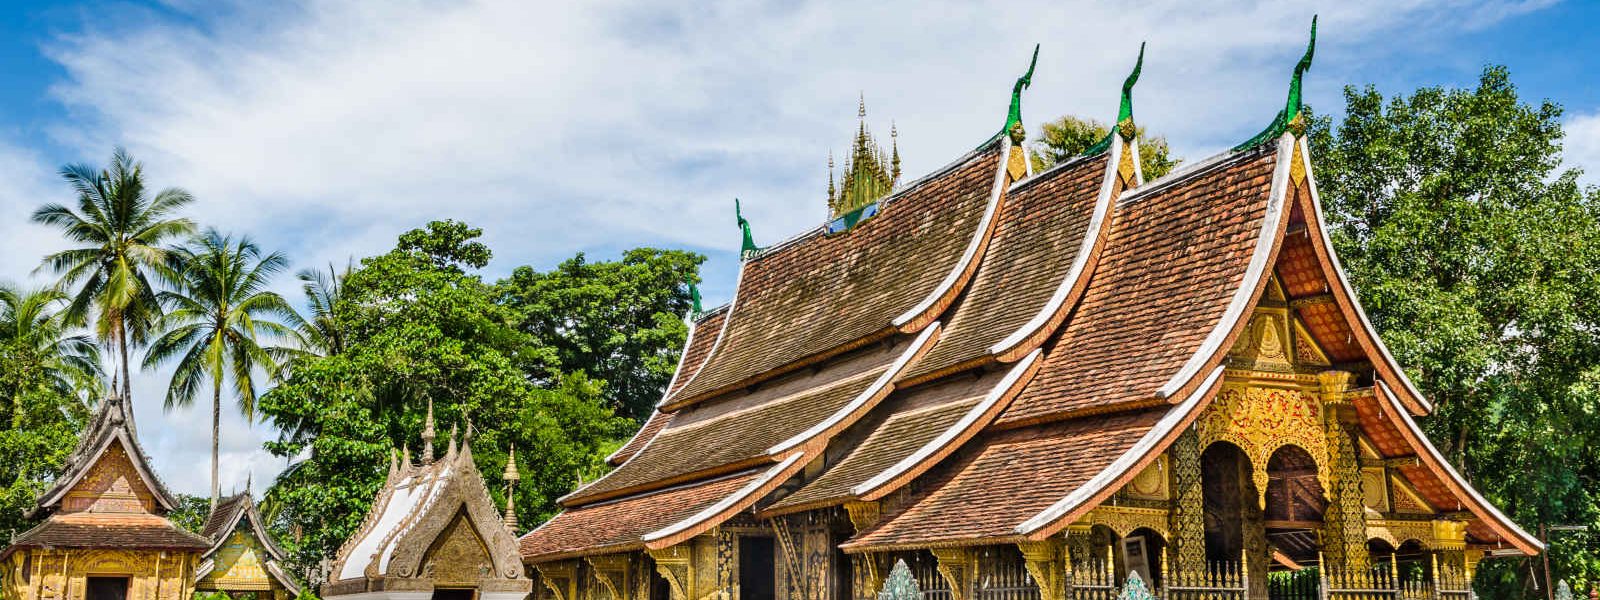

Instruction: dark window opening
[431,589,476,600]
[86,577,129,600]
[739,536,776,600]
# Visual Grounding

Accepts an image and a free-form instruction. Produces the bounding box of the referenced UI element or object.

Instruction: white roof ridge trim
[1016,365,1224,535]
[1156,133,1293,399]
[659,257,747,407]
[1302,138,1432,413]
[990,140,1123,354]
[852,348,1040,497]
[767,323,940,456]
[642,452,805,543]
[1375,381,1540,550]
[1118,143,1266,207]
[893,136,1012,328]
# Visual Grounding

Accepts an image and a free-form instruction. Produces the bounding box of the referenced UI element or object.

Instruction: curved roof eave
[988,139,1128,361]
[1298,137,1433,416]
[1374,381,1542,554]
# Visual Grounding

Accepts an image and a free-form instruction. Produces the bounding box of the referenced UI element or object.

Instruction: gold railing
[1161,555,1247,600]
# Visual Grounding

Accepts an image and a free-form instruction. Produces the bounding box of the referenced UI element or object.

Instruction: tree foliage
[1309,65,1600,598]
[495,249,703,422]
[1030,115,1179,179]
[257,221,629,581]
[32,147,195,403]
[0,286,97,536]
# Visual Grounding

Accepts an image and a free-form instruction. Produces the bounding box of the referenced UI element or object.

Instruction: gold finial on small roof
[421,399,436,465]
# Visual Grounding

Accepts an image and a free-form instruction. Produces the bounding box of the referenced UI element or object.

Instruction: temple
[0,396,210,600]
[323,405,532,600]
[194,489,302,599]
[520,20,1540,600]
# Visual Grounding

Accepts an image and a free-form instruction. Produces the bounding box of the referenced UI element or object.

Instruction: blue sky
[2,0,1597,497]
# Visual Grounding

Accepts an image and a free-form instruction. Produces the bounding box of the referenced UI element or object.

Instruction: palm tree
[294,261,352,357]
[143,230,299,504]
[0,285,104,420]
[32,147,195,403]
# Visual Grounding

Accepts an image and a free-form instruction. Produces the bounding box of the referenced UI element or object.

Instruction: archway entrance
[1263,445,1326,567]
[1201,442,1253,565]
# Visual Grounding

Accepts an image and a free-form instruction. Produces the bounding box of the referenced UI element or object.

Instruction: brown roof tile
[666,308,728,398]
[669,147,1003,405]
[997,148,1282,426]
[609,309,728,466]
[768,399,977,513]
[564,343,905,505]
[6,513,211,553]
[843,408,1165,551]
[902,154,1109,382]
[520,470,762,562]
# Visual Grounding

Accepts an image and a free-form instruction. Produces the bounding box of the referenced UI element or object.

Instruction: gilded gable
[424,511,494,587]
[63,442,156,515]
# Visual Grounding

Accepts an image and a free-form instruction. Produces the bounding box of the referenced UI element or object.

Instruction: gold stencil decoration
[1124,455,1169,501]
[1080,506,1170,540]
[207,530,270,589]
[1229,311,1294,371]
[423,511,494,587]
[1389,475,1436,515]
[1292,318,1332,367]
[1197,385,1330,507]
[1361,467,1390,514]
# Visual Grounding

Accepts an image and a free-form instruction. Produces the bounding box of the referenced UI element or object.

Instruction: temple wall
[1,548,199,600]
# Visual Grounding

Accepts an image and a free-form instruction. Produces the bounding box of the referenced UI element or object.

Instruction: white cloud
[1566,111,1600,186]
[0,0,1552,496]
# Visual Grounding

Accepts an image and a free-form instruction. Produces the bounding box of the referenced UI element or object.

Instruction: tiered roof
[521,28,1541,562]
[2,395,209,561]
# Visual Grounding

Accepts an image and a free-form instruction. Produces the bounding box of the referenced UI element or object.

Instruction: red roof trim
[1373,382,1542,554]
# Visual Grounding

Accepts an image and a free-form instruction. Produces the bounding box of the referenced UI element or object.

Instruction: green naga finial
[735,198,760,259]
[1235,16,1317,151]
[986,44,1039,148]
[1084,43,1145,157]
[686,278,703,316]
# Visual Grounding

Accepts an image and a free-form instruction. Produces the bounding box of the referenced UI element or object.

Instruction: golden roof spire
[421,399,436,464]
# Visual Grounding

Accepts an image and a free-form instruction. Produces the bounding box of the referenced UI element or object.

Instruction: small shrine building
[194,490,302,599]
[0,396,210,600]
[518,19,1541,600]
[323,408,531,600]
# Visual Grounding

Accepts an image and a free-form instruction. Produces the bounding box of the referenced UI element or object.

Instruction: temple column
[1017,540,1066,600]
[1167,427,1206,578]
[587,555,632,600]
[647,545,696,600]
[844,503,888,600]
[929,548,975,600]
[1319,370,1368,573]
[1241,452,1268,599]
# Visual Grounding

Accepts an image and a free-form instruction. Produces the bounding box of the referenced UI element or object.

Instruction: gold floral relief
[423,511,494,587]
[1360,467,1390,514]
[63,443,154,514]
[1198,385,1331,507]
[1123,455,1169,501]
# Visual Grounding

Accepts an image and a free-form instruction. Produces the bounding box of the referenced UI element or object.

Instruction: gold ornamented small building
[0,395,211,600]
[194,490,302,599]
[323,410,532,600]
[520,22,1540,600]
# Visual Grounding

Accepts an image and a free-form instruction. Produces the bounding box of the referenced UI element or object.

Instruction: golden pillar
[1167,427,1207,577]
[1319,370,1369,573]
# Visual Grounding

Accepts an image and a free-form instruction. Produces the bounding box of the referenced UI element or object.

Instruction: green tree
[1309,65,1600,598]
[293,261,353,358]
[32,147,195,403]
[0,286,98,536]
[1030,115,1179,179]
[495,249,703,422]
[143,230,299,505]
[258,221,626,580]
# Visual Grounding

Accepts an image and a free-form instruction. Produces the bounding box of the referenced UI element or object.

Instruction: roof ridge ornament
[421,399,436,465]
[1234,15,1317,151]
[986,44,1040,149]
[736,198,761,259]
[1084,42,1145,157]
[687,278,703,317]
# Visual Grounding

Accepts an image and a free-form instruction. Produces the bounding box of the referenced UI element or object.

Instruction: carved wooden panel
[62,443,155,514]
[1198,385,1330,508]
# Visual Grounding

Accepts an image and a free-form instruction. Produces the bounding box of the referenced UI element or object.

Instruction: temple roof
[30,395,178,518]
[997,143,1287,426]
[665,143,1006,407]
[198,492,301,595]
[523,34,1539,559]
[327,432,527,595]
[2,513,210,558]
